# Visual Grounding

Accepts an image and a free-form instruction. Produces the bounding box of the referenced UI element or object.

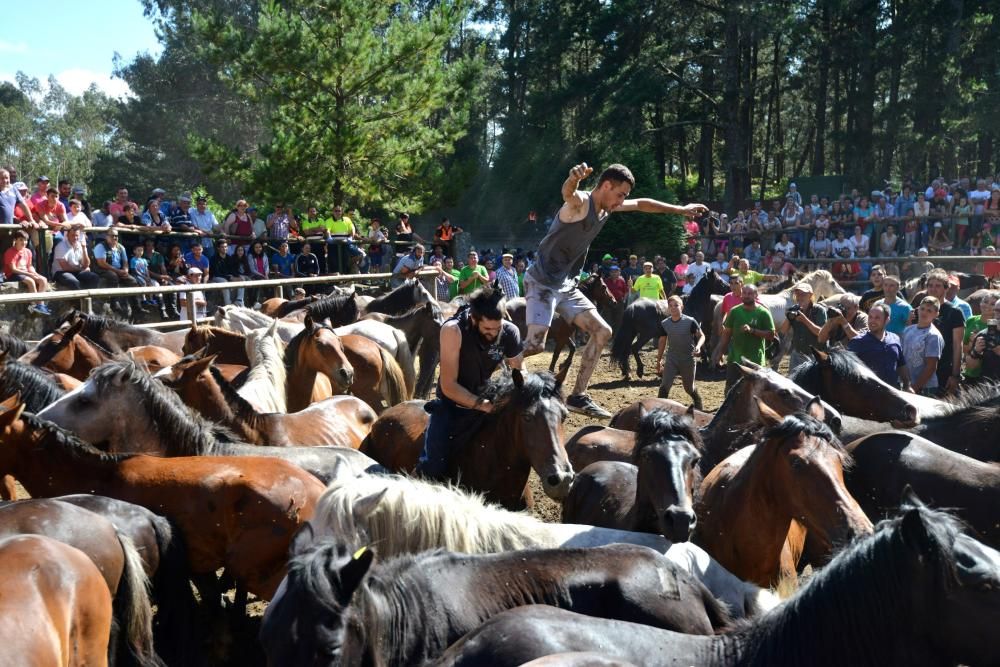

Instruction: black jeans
[415,398,487,480]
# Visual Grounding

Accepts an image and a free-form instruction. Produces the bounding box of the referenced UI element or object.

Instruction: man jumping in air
[523,162,708,418]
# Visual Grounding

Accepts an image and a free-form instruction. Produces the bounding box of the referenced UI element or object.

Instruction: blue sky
[0,0,163,97]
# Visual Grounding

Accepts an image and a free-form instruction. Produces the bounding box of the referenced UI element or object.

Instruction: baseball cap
[37,175,50,182]
[602,253,614,261]
[934,222,942,228]
[152,188,166,196]
[179,193,192,202]
[792,282,814,294]
[12,182,27,191]
[71,185,85,194]
[917,247,929,255]
[187,267,203,275]
[609,265,620,271]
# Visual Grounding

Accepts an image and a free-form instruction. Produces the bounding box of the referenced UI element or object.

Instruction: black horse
[434,495,1000,667]
[610,268,729,378]
[367,301,443,398]
[259,527,730,666]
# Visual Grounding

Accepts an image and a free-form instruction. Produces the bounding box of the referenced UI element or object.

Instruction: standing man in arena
[523,163,707,418]
[415,286,523,480]
[655,295,705,408]
[712,283,776,392]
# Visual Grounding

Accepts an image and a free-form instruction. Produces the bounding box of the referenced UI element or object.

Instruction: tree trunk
[812,0,831,175]
[721,7,750,213]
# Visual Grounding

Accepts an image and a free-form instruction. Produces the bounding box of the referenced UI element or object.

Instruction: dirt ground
[524,345,731,523]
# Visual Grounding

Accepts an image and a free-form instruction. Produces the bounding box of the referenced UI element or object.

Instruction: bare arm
[911,357,938,392]
[711,328,732,366]
[950,327,963,379]
[898,364,911,390]
[506,354,524,370]
[558,163,592,223]
[438,323,490,410]
[616,199,709,216]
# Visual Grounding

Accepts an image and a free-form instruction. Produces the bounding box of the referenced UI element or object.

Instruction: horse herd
[0,277,995,666]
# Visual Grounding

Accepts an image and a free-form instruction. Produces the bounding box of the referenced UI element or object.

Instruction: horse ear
[303,314,315,331]
[899,506,932,552]
[338,544,375,598]
[267,319,279,337]
[351,488,388,527]
[288,522,316,558]
[754,397,783,427]
[811,347,830,364]
[0,392,21,412]
[738,356,763,371]
[806,396,825,422]
[554,348,574,388]
[65,317,86,339]
[491,277,500,291]
[0,396,25,431]
[183,354,217,377]
[686,404,696,416]
[511,368,525,389]
[899,484,926,511]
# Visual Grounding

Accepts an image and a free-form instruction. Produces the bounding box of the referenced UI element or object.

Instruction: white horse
[214,305,303,343]
[237,322,288,413]
[310,472,780,619]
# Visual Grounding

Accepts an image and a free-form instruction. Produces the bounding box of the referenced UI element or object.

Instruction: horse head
[737,358,843,433]
[633,409,702,542]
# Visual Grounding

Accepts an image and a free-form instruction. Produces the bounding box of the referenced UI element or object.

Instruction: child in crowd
[129,243,157,308]
[954,195,971,249]
[2,230,51,314]
[179,267,208,318]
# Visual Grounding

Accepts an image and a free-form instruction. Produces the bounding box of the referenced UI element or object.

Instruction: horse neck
[352,565,440,666]
[701,379,752,467]
[285,351,318,411]
[9,422,114,497]
[454,408,531,508]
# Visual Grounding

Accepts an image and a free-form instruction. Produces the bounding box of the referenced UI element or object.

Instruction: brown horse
[694,399,872,587]
[183,324,251,365]
[0,402,325,600]
[57,309,188,354]
[260,293,321,318]
[360,359,575,510]
[506,275,616,371]
[611,398,713,430]
[285,315,409,414]
[567,363,843,474]
[157,352,376,448]
[20,318,113,380]
[0,534,113,667]
[561,410,702,542]
[0,499,158,666]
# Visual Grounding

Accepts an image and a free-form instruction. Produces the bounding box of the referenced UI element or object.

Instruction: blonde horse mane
[237,322,288,413]
[779,269,846,300]
[311,474,553,556]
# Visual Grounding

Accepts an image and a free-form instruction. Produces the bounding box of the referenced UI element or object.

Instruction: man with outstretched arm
[523,162,708,418]
[415,285,523,481]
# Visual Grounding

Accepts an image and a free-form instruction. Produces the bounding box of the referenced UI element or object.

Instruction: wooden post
[186,286,196,324]
[79,297,93,314]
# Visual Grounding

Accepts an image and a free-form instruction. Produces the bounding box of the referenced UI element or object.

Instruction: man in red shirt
[982,246,1000,279]
[34,188,69,233]
[28,175,49,210]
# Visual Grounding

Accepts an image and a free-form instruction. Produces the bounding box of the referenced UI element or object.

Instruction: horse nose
[339,367,354,386]
[543,471,574,500]
[904,404,919,426]
[662,508,697,543]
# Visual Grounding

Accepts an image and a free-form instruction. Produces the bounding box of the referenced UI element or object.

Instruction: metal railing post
[79,297,93,314]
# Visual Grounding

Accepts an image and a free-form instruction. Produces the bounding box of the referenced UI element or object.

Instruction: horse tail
[148,516,199,667]
[697,578,735,633]
[610,303,638,376]
[378,346,410,407]
[393,332,417,399]
[113,532,163,666]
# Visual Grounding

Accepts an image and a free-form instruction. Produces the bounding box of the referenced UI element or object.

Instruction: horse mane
[734,505,963,666]
[72,311,146,336]
[479,370,565,415]
[306,293,359,327]
[244,325,287,403]
[312,474,549,555]
[207,365,262,422]
[274,296,316,318]
[761,412,851,469]
[0,361,65,413]
[379,301,442,327]
[787,347,883,396]
[19,411,131,465]
[0,332,29,358]
[89,360,237,455]
[634,409,704,460]
[365,279,429,315]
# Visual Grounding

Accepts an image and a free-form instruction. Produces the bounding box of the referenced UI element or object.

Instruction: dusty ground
[524,345,731,523]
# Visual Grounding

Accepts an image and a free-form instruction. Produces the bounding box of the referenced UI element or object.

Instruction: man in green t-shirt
[444,256,462,299]
[962,291,998,380]
[713,283,776,391]
[727,257,777,286]
[458,250,490,295]
[631,261,665,300]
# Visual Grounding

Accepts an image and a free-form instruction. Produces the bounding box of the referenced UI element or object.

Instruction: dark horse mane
[379,300,443,327]
[0,360,65,413]
[728,505,964,666]
[274,295,318,318]
[59,310,145,335]
[479,370,566,416]
[305,293,360,327]
[0,332,29,358]
[207,364,266,422]
[286,540,572,665]
[634,409,704,461]
[365,279,429,315]
[17,410,132,465]
[787,347,873,396]
[89,360,240,455]
[760,412,851,469]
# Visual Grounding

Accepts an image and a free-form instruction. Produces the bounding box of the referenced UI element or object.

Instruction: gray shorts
[523,271,597,327]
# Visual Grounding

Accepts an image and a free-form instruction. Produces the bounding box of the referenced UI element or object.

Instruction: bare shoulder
[558,192,590,224]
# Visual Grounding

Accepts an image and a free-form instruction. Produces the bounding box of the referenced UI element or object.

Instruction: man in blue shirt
[271,241,296,277]
[877,274,912,336]
[847,302,909,388]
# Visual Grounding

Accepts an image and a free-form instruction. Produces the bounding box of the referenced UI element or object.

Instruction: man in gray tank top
[523,162,708,418]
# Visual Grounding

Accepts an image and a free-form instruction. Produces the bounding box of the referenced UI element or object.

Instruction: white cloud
[54,69,132,99]
[0,40,28,55]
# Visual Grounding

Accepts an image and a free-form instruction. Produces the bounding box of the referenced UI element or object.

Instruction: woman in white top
[848,225,870,256]
[810,228,832,258]
[831,229,853,257]
[774,232,796,258]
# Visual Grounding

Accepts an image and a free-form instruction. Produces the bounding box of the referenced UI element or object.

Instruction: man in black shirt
[858,264,885,312]
[416,285,523,480]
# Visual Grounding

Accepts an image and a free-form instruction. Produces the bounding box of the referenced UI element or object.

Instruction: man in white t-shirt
[686,250,709,284]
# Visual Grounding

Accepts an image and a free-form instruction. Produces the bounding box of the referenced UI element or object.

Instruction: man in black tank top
[523,162,708,418]
[415,285,523,481]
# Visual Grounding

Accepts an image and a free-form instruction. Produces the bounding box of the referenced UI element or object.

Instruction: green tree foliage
[0,76,115,188]
[186,0,474,211]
